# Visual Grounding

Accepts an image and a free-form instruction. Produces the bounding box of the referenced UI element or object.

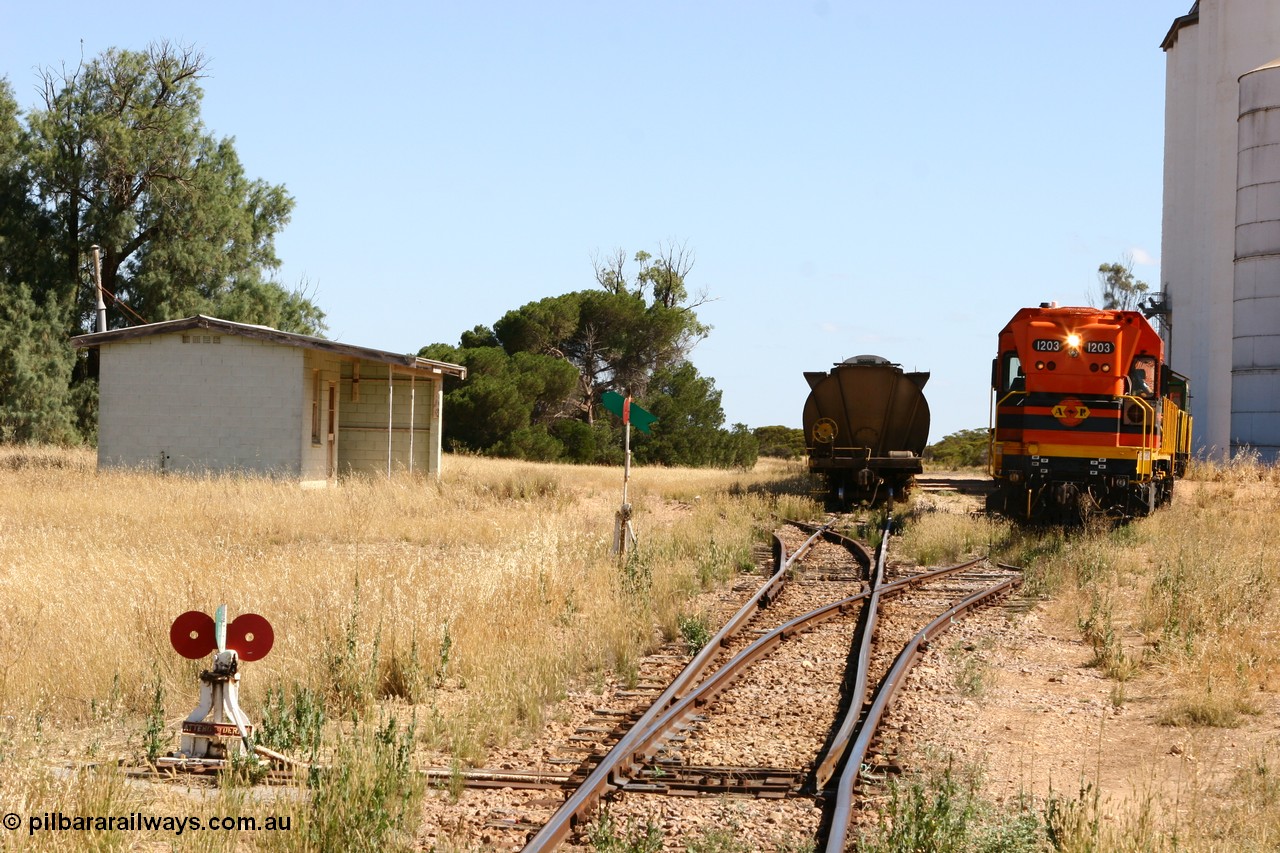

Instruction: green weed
[305,714,423,852]
[142,673,167,764]
[326,578,381,718]
[857,762,1042,853]
[258,683,326,759]
[678,613,712,655]
[586,807,662,853]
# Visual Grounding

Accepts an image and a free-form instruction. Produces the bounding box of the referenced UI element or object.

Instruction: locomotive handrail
[1119,394,1157,474]
[988,390,1026,477]
[1161,396,1193,458]
[994,389,1027,409]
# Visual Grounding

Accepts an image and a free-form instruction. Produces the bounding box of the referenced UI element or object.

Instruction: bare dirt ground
[894,476,1280,834]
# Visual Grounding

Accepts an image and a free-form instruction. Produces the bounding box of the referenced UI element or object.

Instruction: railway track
[126,513,1021,850]
[510,516,1023,851]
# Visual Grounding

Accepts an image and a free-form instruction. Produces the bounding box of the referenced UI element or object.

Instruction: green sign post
[600,391,656,433]
[600,391,657,557]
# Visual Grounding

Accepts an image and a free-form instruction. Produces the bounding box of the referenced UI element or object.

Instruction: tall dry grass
[996,459,1280,728]
[899,457,1280,850]
[0,445,812,850]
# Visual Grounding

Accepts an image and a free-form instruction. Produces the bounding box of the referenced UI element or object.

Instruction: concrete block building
[71,316,466,482]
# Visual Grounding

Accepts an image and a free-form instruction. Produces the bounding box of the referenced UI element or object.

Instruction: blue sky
[1,2,1180,439]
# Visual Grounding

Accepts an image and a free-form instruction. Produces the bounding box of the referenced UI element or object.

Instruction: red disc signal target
[226,613,274,661]
[170,610,217,659]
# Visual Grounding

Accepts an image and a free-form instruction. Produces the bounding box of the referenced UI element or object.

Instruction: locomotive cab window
[1167,372,1188,409]
[1127,356,1156,399]
[999,352,1024,393]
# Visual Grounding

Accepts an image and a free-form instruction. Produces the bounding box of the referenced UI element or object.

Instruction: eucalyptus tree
[495,247,709,417]
[422,246,750,467]
[0,78,77,442]
[23,42,321,335]
[0,43,322,442]
[1096,257,1149,312]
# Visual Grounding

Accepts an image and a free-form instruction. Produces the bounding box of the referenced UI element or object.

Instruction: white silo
[1233,58,1280,461]
[1160,1,1280,457]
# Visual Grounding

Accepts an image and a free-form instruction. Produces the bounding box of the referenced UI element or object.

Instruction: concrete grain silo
[1160,0,1280,458]
[1233,58,1280,460]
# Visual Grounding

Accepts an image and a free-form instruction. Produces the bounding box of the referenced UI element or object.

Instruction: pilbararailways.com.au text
[14,812,291,836]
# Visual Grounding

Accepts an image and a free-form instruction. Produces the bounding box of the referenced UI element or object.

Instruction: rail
[633,553,989,793]
[519,519,1020,853]
[520,521,838,853]
[525,545,997,850]
[821,567,1024,852]
[812,552,986,790]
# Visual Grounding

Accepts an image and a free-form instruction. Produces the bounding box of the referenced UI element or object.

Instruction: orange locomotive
[988,303,1192,520]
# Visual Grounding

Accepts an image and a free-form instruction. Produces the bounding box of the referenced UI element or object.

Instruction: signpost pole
[603,391,651,558]
[614,405,637,558]
[623,420,631,507]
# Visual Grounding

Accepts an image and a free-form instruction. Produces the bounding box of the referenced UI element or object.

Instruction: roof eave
[1161,2,1199,52]
[70,315,467,380]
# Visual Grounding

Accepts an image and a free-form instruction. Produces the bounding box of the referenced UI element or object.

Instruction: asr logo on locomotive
[1051,398,1090,427]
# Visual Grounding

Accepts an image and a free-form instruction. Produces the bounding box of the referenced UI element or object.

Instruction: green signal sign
[601,391,657,434]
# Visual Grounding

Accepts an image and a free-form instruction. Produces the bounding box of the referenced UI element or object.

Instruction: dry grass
[1012,465,1280,725]
[965,458,1280,850]
[0,446,812,850]
[13,443,1280,850]
[896,504,1011,568]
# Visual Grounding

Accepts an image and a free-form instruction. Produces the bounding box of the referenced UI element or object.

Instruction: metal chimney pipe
[91,245,107,333]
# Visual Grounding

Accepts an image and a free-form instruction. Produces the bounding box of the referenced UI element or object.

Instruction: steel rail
[822,570,1024,853]
[785,520,874,579]
[521,521,834,853]
[812,550,986,790]
[151,753,573,791]
[622,593,871,775]
[811,514,892,790]
[418,768,571,790]
[662,521,833,702]
[618,556,990,790]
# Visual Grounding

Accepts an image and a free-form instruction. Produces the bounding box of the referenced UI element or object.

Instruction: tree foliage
[420,341,582,460]
[422,247,749,467]
[0,78,78,442]
[632,362,757,468]
[1,43,324,443]
[25,42,322,335]
[924,428,989,468]
[1096,257,1149,312]
[492,248,708,416]
[0,283,79,443]
[753,425,806,459]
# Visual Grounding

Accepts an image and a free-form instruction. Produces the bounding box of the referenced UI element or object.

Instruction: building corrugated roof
[70,315,467,379]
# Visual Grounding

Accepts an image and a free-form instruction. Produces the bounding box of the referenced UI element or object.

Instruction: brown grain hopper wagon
[803,355,930,507]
